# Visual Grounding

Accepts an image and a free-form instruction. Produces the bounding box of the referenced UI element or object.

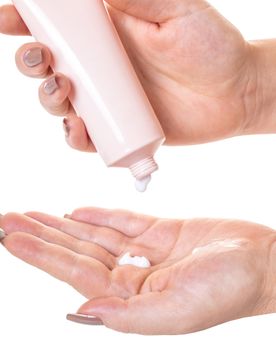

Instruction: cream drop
[118,252,151,268]
[135,175,152,193]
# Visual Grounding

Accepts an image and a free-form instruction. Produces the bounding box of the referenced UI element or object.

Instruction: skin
[1,0,275,152]
[1,0,276,335]
[0,208,276,335]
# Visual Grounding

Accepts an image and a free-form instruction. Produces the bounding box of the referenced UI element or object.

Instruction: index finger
[2,232,112,299]
[0,5,30,35]
[25,211,128,256]
[69,207,157,238]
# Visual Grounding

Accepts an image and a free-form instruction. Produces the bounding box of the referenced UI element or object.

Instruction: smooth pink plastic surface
[12,0,165,177]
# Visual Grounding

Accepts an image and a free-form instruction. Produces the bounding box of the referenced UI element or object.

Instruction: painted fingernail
[0,228,6,241]
[63,118,70,138]
[66,314,104,326]
[23,47,43,67]
[44,76,59,95]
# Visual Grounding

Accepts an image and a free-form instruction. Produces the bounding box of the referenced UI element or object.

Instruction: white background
[0,0,276,349]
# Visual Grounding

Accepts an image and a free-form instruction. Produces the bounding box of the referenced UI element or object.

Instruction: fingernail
[63,118,70,138]
[0,228,6,242]
[66,314,104,326]
[44,76,59,95]
[23,47,43,67]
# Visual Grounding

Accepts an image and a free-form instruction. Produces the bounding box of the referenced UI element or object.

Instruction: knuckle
[49,100,70,116]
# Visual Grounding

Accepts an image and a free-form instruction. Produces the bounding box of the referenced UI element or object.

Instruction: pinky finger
[63,114,96,153]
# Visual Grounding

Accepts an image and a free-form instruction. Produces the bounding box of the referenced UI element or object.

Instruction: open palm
[1,208,275,334]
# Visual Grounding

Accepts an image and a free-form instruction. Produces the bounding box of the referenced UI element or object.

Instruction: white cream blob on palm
[118,252,151,268]
[192,239,247,256]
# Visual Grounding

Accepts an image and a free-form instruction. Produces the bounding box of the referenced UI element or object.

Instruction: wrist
[243,40,276,135]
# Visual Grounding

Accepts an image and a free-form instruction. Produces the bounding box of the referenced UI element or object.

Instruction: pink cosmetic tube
[12,0,165,186]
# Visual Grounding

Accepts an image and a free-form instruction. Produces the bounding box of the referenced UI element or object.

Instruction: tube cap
[129,156,158,180]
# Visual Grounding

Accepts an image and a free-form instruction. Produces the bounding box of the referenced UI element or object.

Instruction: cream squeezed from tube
[12,0,165,188]
[118,252,151,268]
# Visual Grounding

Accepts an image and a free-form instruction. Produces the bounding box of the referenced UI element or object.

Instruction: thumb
[105,0,201,23]
[67,292,183,335]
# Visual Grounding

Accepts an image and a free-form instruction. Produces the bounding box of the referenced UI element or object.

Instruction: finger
[106,0,199,23]
[66,314,104,326]
[0,5,30,35]
[74,291,182,335]
[40,73,95,151]
[39,73,71,115]
[1,213,115,269]
[0,228,5,241]
[63,115,96,152]
[68,207,157,238]
[16,42,52,78]
[2,232,111,299]
[25,211,128,256]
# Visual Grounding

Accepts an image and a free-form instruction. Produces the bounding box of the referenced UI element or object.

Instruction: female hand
[0,1,264,151]
[1,208,275,334]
